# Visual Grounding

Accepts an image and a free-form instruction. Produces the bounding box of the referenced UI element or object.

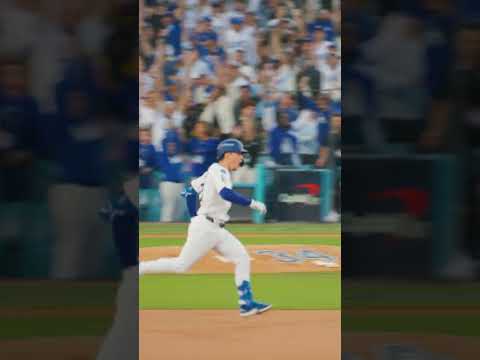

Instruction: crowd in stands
[0,0,137,278]
[139,0,342,222]
[342,0,480,278]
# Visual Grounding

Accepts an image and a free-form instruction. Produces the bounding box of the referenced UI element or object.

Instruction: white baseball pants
[140,216,250,286]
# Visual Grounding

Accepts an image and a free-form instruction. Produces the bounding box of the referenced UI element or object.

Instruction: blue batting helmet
[216,138,248,160]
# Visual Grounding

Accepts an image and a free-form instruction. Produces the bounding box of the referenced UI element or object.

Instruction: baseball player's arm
[211,167,266,213]
[218,188,266,214]
[219,187,251,206]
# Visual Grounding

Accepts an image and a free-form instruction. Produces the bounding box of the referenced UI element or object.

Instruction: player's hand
[250,200,267,215]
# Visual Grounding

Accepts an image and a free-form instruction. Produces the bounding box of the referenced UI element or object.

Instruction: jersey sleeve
[209,165,232,193]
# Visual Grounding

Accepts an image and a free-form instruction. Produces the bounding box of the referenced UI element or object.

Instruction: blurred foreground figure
[96,177,138,360]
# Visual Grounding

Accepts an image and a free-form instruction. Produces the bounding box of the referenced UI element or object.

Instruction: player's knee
[173,258,190,273]
[233,252,250,267]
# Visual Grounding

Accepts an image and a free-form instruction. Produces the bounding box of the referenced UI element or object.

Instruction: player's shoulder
[208,162,222,173]
[208,162,229,176]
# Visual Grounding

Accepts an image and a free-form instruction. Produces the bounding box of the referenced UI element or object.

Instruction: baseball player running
[140,138,271,317]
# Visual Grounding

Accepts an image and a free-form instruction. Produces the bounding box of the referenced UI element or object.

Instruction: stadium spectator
[268,110,301,166]
[139,127,157,190]
[158,129,185,222]
[224,16,256,66]
[292,106,323,164]
[47,61,109,279]
[0,57,39,275]
[0,0,139,282]
[151,100,185,148]
[234,82,257,123]
[232,102,263,182]
[317,111,341,222]
[186,120,220,178]
[320,51,341,103]
[199,84,235,137]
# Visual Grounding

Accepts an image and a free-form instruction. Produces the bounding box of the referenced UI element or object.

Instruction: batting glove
[250,200,267,215]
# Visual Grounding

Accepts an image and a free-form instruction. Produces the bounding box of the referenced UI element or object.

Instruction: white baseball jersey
[315,41,333,68]
[191,163,233,222]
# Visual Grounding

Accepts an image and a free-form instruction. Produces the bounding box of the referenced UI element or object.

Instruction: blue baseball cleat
[237,281,272,317]
[251,300,272,314]
[239,303,259,317]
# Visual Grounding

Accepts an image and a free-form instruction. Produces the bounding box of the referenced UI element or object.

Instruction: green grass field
[0,281,116,339]
[3,222,480,339]
[139,222,341,310]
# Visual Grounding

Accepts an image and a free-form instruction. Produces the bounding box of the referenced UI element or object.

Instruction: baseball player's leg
[140,216,219,274]
[216,229,272,316]
[215,229,251,287]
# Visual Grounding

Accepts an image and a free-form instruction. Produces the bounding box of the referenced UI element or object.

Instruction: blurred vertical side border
[342,0,480,359]
[0,0,138,359]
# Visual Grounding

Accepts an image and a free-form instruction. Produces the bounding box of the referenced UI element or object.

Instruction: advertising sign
[342,156,435,277]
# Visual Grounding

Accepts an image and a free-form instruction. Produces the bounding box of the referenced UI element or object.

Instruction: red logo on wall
[368,188,429,218]
[295,184,321,196]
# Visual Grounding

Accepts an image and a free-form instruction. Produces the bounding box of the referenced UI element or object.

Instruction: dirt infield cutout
[140,244,341,273]
[140,309,340,360]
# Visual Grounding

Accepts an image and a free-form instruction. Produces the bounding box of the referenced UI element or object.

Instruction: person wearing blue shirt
[47,64,109,279]
[268,111,301,166]
[185,121,221,178]
[0,60,39,203]
[206,41,227,69]
[275,93,299,124]
[194,31,219,58]
[0,59,39,272]
[139,128,157,189]
[158,129,185,222]
[191,16,216,56]
[163,11,182,57]
[308,11,336,42]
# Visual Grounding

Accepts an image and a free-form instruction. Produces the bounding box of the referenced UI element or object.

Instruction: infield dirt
[140,244,341,273]
[140,309,340,360]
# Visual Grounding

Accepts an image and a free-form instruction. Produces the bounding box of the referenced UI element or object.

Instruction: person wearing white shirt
[291,109,326,158]
[190,56,214,80]
[140,139,271,317]
[184,0,212,34]
[320,52,341,102]
[151,101,185,149]
[312,26,333,69]
[232,48,257,83]
[211,1,230,43]
[224,0,247,23]
[272,51,297,93]
[200,85,235,135]
[139,91,161,128]
[223,17,256,66]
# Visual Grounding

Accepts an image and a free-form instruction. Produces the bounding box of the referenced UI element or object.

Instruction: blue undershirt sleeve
[219,187,252,207]
[181,186,198,217]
